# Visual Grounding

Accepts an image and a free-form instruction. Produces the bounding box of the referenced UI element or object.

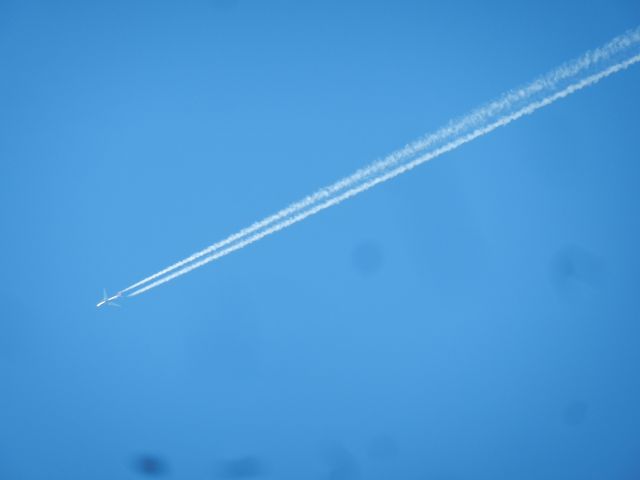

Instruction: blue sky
[1,1,640,478]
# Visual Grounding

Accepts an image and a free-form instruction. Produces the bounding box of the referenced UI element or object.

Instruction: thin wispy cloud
[118,26,640,299]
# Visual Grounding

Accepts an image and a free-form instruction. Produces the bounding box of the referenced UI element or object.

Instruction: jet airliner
[96,289,122,308]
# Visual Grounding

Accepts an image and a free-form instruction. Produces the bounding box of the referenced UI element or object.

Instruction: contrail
[120,26,640,295]
[122,27,640,298]
[127,51,640,297]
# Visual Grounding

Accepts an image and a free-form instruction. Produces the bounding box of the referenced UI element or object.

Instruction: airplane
[96,289,123,308]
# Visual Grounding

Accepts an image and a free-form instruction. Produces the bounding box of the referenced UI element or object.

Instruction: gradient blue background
[1,1,640,478]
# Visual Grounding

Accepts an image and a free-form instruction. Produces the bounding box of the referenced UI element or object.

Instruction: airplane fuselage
[96,292,122,308]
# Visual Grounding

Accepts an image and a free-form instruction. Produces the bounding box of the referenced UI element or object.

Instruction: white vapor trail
[121,27,640,298]
[127,48,640,298]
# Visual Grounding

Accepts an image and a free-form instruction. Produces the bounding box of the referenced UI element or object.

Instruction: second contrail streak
[127,49,640,297]
[119,26,640,298]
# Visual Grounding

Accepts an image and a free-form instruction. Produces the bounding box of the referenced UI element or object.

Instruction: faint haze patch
[563,400,589,427]
[367,434,397,460]
[187,285,264,382]
[401,176,489,293]
[550,245,604,297]
[217,455,265,478]
[523,111,592,185]
[351,240,384,276]
[132,454,169,476]
[323,445,360,480]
